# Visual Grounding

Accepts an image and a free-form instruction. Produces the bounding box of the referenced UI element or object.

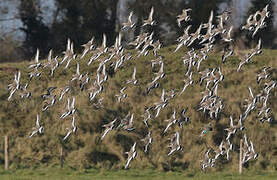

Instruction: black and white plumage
[142,6,155,26]
[59,86,70,101]
[28,66,41,80]
[71,63,81,82]
[63,116,77,141]
[213,141,224,160]
[179,72,193,95]
[177,108,190,128]
[257,67,270,84]
[175,25,192,52]
[88,80,103,101]
[121,113,135,131]
[224,116,240,140]
[222,45,234,63]
[18,83,31,99]
[88,34,108,65]
[241,14,256,31]
[221,139,233,160]
[126,67,138,85]
[177,8,192,27]
[61,39,77,69]
[243,87,257,119]
[41,87,57,99]
[187,24,202,47]
[28,49,41,69]
[42,95,56,112]
[115,87,128,102]
[29,114,44,138]
[122,11,136,30]
[141,131,152,153]
[243,140,258,163]
[141,107,152,127]
[43,50,59,76]
[124,142,137,169]
[7,71,21,101]
[237,39,262,72]
[80,37,95,59]
[152,89,168,118]
[163,110,177,134]
[41,87,57,111]
[101,119,117,140]
[60,97,76,119]
[221,26,233,42]
[167,131,182,156]
[200,149,215,172]
[242,135,258,164]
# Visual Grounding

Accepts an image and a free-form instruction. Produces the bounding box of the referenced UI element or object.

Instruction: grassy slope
[0,45,276,173]
[0,168,277,180]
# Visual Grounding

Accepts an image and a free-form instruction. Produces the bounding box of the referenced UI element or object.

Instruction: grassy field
[1,168,277,180]
[0,45,276,173]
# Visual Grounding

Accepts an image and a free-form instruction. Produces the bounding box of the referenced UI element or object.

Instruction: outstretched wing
[149,6,154,21]
[48,49,52,62]
[35,49,39,63]
[128,11,133,22]
[71,97,75,108]
[248,86,254,98]
[132,67,136,79]
[36,114,40,127]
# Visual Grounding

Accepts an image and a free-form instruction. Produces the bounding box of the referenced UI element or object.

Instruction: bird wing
[132,142,136,151]
[70,42,74,53]
[229,116,234,127]
[29,131,37,138]
[161,89,165,101]
[76,63,80,75]
[129,114,134,125]
[132,67,136,80]
[71,116,75,128]
[163,122,172,133]
[35,49,39,63]
[228,26,233,38]
[176,132,180,145]
[63,131,71,140]
[205,149,210,159]
[101,128,110,140]
[36,114,40,127]
[16,71,21,84]
[67,39,71,51]
[246,15,254,24]
[48,49,52,62]
[120,87,127,93]
[124,157,132,169]
[149,6,154,21]
[250,141,255,152]
[128,11,133,22]
[118,32,122,47]
[67,98,70,110]
[244,134,249,147]
[71,97,75,108]
[248,87,254,98]
[208,10,214,24]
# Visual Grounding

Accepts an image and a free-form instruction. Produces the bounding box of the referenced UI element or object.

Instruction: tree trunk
[4,135,9,170]
[239,139,243,174]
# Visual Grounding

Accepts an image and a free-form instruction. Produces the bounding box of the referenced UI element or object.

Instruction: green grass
[0,168,277,180]
[0,45,276,172]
